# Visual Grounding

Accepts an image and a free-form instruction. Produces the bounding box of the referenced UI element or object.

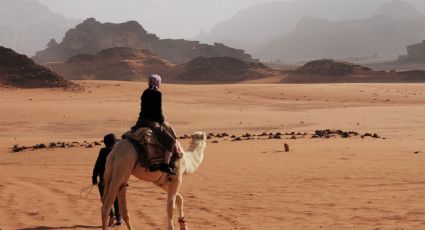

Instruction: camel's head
[191,131,207,142]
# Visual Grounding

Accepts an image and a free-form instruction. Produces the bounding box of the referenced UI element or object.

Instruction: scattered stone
[211,140,219,144]
[372,133,380,138]
[341,132,350,138]
[231,135,237,138]
[242,133,252,138]
[232,137,242,141]
[284,143,290,152]
[414,151,421,154]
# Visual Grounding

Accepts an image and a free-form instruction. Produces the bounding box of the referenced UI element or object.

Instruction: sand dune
[1,81,425,229]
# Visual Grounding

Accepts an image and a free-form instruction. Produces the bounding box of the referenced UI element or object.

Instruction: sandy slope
[0,81,424,230]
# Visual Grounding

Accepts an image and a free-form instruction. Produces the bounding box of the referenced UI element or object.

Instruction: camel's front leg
[167,175,182,230]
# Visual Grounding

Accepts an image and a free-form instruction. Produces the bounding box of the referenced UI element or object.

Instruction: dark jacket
[138,88,165,123]
[92,147,113,185]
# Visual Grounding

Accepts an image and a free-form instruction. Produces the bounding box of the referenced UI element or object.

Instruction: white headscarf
[148,74,161,89]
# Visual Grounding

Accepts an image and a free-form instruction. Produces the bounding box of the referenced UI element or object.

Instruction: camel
[100,131,207,230]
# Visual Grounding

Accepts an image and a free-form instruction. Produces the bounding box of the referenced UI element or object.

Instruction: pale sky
[38,0,286,39]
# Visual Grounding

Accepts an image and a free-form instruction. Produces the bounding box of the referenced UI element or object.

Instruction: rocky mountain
[0,0,80,56]
[46,47,175,81]
[0,46,71,88]
[196,0,390,53]
[257,1,425,62]
[197,0,425,55]
[176,57,274,83]
[33,18,255,64]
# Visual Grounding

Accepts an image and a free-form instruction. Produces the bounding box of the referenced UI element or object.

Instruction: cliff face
[46,47,175,81]
[0,46,71,88]
[33,18,255,64]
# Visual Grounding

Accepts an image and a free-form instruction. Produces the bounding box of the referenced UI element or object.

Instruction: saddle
[122,128,182,171]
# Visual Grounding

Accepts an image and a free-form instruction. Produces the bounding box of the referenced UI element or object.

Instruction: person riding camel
[131,74,180,175]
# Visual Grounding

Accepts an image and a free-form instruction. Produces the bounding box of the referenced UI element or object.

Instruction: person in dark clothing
[132,74,180,175]
[92,133,122,226]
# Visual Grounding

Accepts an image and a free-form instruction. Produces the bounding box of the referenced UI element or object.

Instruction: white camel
[100,131,207,230]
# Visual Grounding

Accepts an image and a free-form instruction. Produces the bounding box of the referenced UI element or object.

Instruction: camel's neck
[182,139,206,174]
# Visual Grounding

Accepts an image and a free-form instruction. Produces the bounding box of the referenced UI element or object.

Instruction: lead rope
[80,184,95,199]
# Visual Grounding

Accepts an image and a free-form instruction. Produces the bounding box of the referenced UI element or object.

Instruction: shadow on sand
[17,225,101,230]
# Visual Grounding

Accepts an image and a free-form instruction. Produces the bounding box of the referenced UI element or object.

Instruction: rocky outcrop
[176,56,274,82]
[0,46,71,88]
[401,40,425,61]
[46,47,175,81]
[294,59,370,76]
[33,18,255,64]
[284,59,425,83]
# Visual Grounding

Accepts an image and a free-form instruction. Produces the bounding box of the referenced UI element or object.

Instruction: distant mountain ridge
[256,0,425,62]
[33,18,255,64]
[197,0,425,56]
[0,0,80,56]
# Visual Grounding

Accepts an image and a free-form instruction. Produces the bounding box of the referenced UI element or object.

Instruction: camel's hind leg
[117,184,133,230]
[176,193,188,230]
[101,175,121,230]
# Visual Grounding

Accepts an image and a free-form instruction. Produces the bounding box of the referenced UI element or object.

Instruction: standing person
[92,133,122,226]
[131,74,181,175]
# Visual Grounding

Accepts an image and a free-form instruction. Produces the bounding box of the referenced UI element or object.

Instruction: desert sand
[1,81,425,230]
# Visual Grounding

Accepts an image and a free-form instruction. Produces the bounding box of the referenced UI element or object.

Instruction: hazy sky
[38,0,287,39]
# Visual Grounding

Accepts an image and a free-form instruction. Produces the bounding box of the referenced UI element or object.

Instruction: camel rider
[92,133,122,226]
[132,74,180,175]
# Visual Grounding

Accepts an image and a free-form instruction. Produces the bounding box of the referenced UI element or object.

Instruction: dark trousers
[98,182,121,219]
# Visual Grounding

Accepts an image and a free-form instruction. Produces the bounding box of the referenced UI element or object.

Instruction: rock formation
[176,57,274,82]
[284,59,425,83]
[46,47,175,81]
[33,18,255,64]
[294,59,370,76]
[0,46,71,88]
[257,1,425,62]
[401,40,425,61]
